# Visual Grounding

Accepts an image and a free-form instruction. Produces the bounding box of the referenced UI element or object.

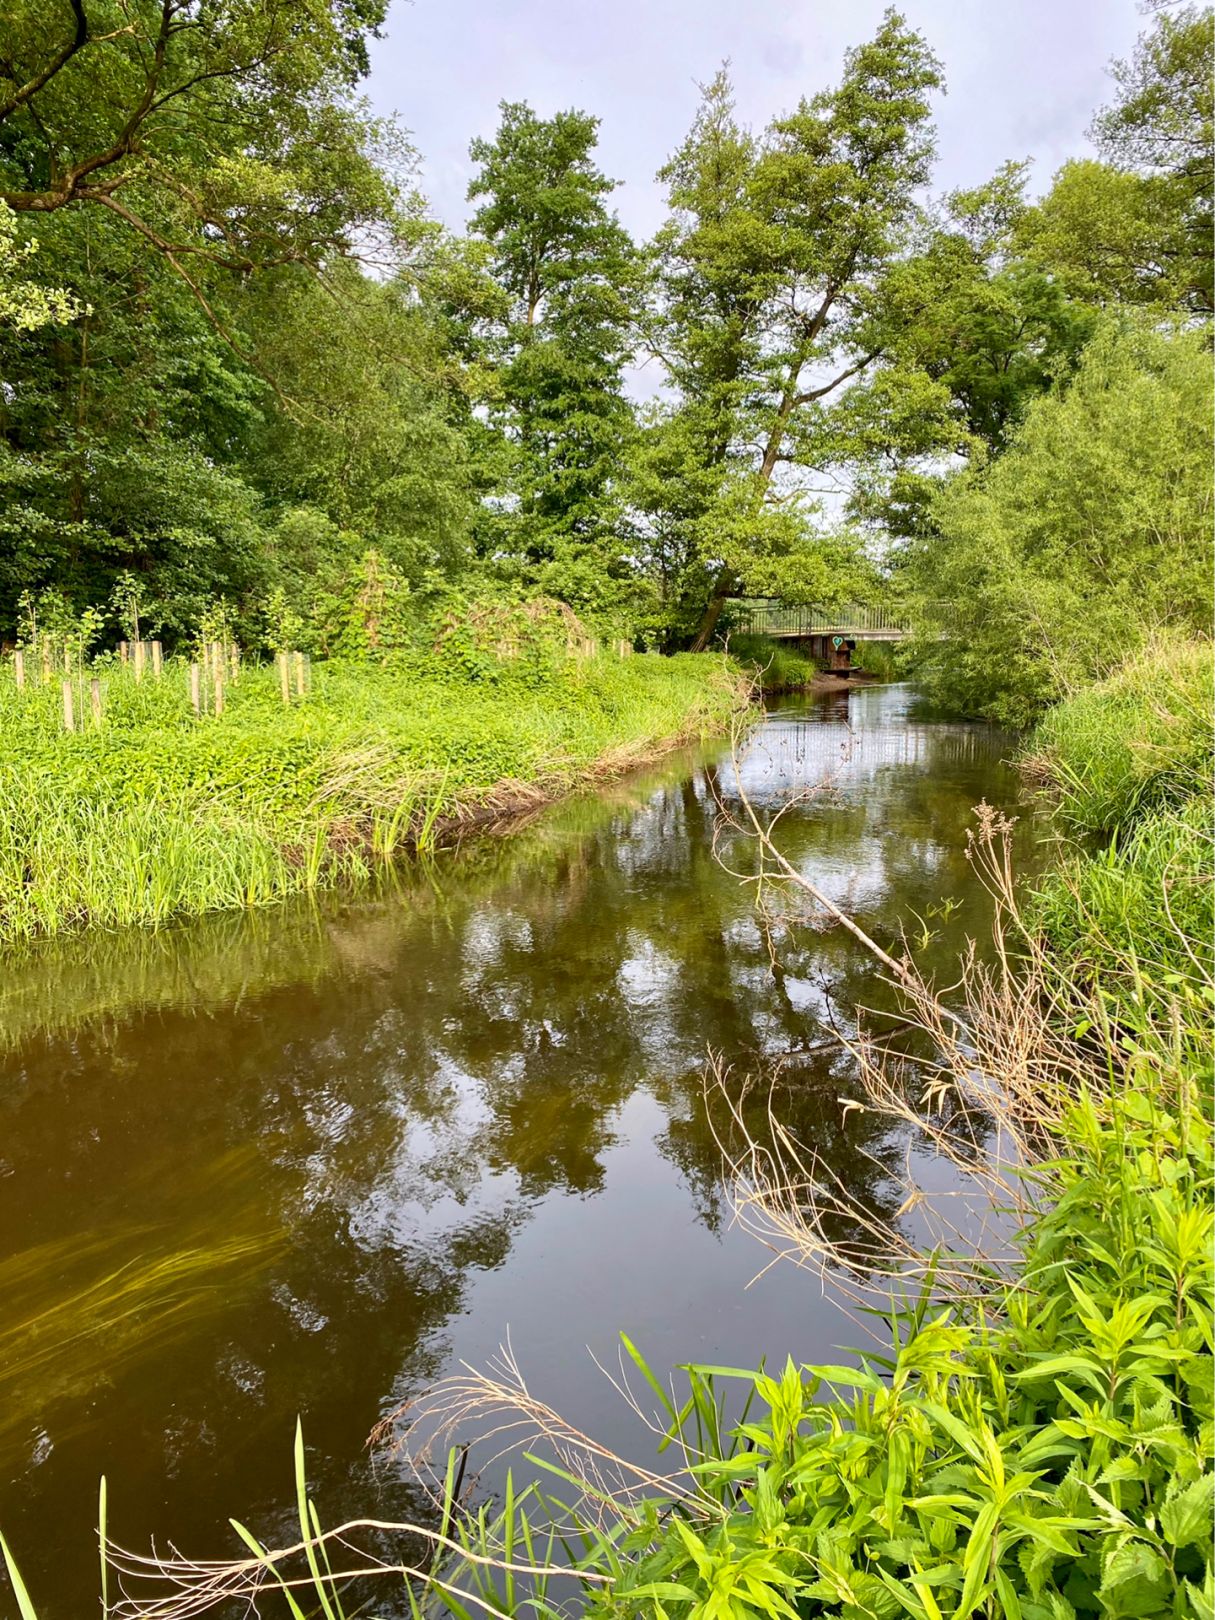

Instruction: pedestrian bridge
[734,601,916,642]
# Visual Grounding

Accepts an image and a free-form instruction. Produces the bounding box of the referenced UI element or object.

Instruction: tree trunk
[690,567,735,652]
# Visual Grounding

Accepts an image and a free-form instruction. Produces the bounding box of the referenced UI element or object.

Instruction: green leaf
[1161,1475,1215,1551]
[0,1533,39,1620]
[1099,1541,1170,1610]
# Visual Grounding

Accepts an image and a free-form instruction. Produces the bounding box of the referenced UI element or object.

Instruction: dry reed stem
[373,1339,694,1531]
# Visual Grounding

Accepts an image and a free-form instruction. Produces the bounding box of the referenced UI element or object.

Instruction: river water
[0,684,1036,1612]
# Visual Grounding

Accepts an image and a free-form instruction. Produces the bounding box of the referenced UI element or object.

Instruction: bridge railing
[733,601,925,638]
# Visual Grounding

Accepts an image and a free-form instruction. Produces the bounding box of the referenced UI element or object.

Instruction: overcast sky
[364,0,1146,239]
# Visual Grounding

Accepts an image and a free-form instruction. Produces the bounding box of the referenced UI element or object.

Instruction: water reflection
[0,685,1032,1613]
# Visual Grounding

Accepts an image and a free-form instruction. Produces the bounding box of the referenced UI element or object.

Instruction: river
[0,683,1037,1612]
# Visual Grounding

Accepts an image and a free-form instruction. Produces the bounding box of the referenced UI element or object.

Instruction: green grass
[726,633,820,692]
[1028,640,1213,834]
[0,648,746,942]
[1027,639,1214,997]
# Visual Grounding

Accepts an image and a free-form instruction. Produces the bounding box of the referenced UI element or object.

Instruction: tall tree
[1019,5,1214,313]
[0,1,478,641]
[642,12,945,648]
[466,101,638,578]
[0,1,398,269]
[842,165,1099,545]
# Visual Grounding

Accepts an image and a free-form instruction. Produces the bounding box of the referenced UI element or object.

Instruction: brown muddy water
[0,684,1040,1613]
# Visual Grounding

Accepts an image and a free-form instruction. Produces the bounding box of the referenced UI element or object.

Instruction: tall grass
[0,650,746,942]
[1027,640,1212,834]
[1027,638,1214,1000]
[726,633,820,692]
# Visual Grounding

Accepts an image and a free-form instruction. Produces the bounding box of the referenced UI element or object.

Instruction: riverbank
[0,648,748,943]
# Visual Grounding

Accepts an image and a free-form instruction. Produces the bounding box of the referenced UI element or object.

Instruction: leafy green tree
[0,197,271,637]
[0,2,477,645]
[0,1,399,303]
[243,263,475,582]
[0,202,80,330]
[907,319,1213,725]
[1019,6,1213,312]
[466,101,639,586]
[845,166,1099,543]
[641,13,945,647]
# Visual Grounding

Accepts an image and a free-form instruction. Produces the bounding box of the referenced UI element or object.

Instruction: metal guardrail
[734,601,926,639]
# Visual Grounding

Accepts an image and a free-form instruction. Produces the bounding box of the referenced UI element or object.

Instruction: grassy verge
[0,647,746,942]
[1026,641,1213,995]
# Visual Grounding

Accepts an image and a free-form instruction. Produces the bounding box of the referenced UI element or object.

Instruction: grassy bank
[0,646,746,942]
[1027,643,1213,991]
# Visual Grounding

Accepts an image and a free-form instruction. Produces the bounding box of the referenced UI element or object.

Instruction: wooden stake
[41,645,51,684]
[293,651,305,698]
[62,678,75,732]
[189,662,201,714]
[119,640,129,665]
[213,661,224,717]
[134,640,146,682]
[90,677,102,728]
[278,651,291,705]
[13,650,24,690]
[151,640,162,677]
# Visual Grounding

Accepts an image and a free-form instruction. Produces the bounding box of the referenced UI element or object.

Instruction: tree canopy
[0,1,1209,684]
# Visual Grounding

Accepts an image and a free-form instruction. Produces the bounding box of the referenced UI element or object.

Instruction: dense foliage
[905,322,1213,726]
[2,3,1208,658]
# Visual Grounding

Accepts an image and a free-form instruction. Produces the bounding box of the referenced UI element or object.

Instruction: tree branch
[0,0,88,125]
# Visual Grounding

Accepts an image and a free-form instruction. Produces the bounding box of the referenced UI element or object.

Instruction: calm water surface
[0,685,1036,1611]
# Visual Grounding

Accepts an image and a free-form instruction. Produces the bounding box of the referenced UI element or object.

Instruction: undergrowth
[727,634,821,693]
[1028,639,1213,998]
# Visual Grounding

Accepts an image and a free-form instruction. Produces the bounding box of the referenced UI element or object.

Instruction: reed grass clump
[0,648,746,942]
